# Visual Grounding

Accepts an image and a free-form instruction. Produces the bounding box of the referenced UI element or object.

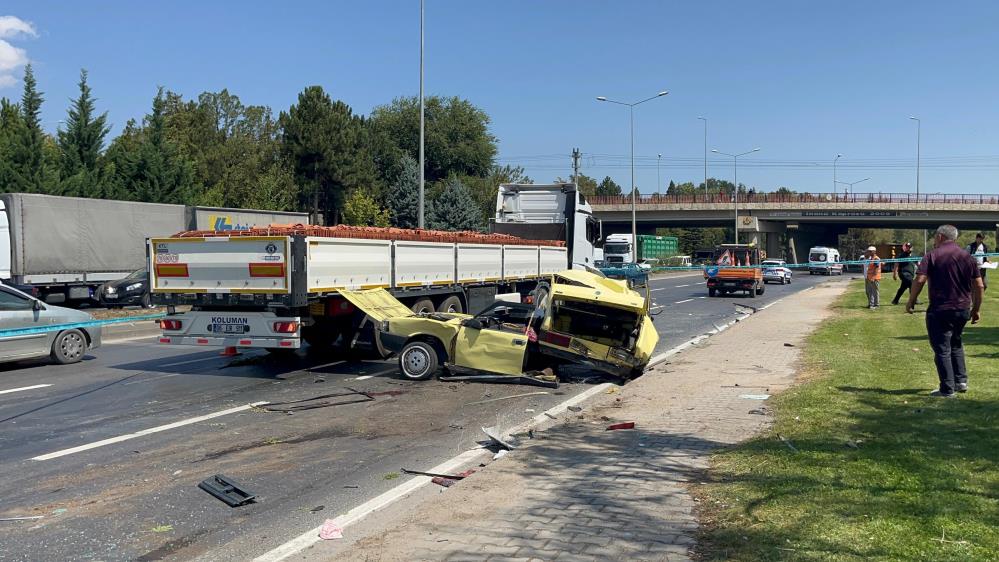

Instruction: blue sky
[3,1,998,194]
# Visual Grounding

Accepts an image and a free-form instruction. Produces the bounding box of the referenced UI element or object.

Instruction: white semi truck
[152,183,602,352]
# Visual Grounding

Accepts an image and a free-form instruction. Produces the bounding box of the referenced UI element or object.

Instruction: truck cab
[602,234,633,264]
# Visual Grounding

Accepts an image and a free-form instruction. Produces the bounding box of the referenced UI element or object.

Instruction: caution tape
[0,313,166,338]
[648,252,999,272]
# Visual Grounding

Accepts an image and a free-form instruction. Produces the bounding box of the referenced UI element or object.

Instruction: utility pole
[698,117,707,198]
[656,153,662,195]
[418,0,425,228]
[572,148,581,189]
[909,116,921,198]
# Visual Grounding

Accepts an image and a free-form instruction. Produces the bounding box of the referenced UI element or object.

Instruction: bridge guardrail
[590,193,999,206]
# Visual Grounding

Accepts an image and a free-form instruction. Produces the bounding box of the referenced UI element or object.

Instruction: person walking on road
[967,232,989,291]
[892,242,916,305]
[906,225,984,397]
[865,246,881,309]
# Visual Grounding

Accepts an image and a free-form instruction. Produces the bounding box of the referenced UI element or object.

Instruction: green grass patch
[697,278,999,561]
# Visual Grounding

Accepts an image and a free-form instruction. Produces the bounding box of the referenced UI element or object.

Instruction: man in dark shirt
[906,225,984,397]
[891,242,916,305]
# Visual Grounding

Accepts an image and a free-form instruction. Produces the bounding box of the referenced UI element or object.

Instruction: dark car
[98,269,152,308]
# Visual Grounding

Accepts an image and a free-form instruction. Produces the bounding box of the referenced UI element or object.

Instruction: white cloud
[0,16,35,89]
[0,16,37,39]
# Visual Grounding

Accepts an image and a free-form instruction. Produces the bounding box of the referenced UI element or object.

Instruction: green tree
[387,154,421,228]
[280,86,378,224]
[343,189,391,227]
[555,173,598,197]
[109,89,199,204]
[0,98,22,189]
[369,96,497,183]
[596,175,622,196]
[56,69,112,198]
[428,177,482,231]
[8,64,52,193]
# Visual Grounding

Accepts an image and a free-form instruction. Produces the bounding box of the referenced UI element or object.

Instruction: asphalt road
[0,270,832,561]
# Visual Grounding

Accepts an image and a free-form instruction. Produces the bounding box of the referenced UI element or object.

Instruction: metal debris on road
[467,391,550,406]
[606,421,636,431]
[198,474,256,507]
[428,469,476,488]
[318,520,343,540]
[261,388,375,412]
[310,505,325,512]
[784,342,795,347]
[544,412,557,420]
[401,468,473,480]
[481,426,517,450]
[0,516,44,522]
[567,405,582,412]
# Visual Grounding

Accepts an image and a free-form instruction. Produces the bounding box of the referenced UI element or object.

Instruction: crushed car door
[452,311,529,376]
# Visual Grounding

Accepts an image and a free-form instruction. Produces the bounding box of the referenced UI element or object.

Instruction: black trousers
[981,268,988,290]
[925,309,970,395]
[892,276,913,304]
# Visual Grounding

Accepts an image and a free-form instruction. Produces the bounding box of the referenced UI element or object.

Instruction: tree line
[0,65,532,231]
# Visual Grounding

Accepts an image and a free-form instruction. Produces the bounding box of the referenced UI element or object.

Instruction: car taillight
[160,319,182,331]
[155,263,189,277]
[542,331,572,347]
[273,321,298,333]
[249,263,286,278]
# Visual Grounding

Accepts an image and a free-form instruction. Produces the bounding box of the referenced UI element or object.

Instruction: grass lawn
[696,278,999,561]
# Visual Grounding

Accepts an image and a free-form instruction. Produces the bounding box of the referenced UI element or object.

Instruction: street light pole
[657,153,662,195]
[418,0,425,228]
[833,153,842,195]
[712,148,761,245]
[909,116,921,197]
[596,90,669,262]
[835,177,870,196]
[698,117,707,199]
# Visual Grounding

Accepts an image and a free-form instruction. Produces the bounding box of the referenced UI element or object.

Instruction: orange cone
[220,346,240,357]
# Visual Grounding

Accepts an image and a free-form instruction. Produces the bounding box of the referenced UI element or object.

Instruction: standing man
[966,232,989,291]
[892,242,916,305]
[865,245,881,309]
[906,225,984,397]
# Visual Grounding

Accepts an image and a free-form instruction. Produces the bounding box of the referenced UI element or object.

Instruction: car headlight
[125,283,143,292]
[105,287,117,294]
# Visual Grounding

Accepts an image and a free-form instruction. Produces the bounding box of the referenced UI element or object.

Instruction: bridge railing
[588,192,999,205]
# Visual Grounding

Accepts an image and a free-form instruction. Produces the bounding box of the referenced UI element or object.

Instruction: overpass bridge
[589,192,999,262]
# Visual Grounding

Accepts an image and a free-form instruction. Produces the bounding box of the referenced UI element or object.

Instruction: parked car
[596,262,649,287]
[340,270,659,384]
[98,269,151,308]
[0,284,101,365]
[762,259,793,284]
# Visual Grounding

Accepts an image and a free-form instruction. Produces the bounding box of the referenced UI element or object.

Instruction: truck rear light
[159,319,182,330]
[248,263,286,278]
[279,341,294,347]
[239,339,252,345]
[273,321,298,333]
[197,338,209,344]
[155,263,189,277]
[159,337,171,344]
[542,331,572,347]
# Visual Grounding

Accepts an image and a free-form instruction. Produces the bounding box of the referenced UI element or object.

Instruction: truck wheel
[748,284,757,298]
[52,329,87,365]
[437,296,463,314]
[708,288,717,297]
[411,299,434,314]
[757,283,765,295]
[398,341,440,381]
[141,292,153,309]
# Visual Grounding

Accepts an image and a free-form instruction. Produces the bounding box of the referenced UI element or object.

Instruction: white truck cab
[603,234,634,264]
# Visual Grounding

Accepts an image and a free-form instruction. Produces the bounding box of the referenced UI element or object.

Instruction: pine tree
[9,64,49,193]
[57,70,112,197]
[595,175,622,196]
[428,177,482,231]
[387,154,420,228]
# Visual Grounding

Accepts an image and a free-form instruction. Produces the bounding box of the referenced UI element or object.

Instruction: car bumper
[86,327,102,351]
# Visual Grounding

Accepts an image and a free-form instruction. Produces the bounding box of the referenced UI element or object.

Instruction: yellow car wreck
[338,270,660,386]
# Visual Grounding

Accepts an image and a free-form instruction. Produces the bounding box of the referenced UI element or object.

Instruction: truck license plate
[210,324,249,334]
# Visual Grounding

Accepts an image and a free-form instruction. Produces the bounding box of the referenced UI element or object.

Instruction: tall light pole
[656,153,662,195]
[909,116,921,197]
[418,0,425,228]
[833,153,842,195]
[596,90,669,262]
[698,117,707,198]
[712,147,761,244]
[835,177,870,195]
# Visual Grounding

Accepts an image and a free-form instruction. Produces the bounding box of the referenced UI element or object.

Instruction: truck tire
[51,329,87,365]
[708,288,717,297]
[437,296,463,314]
[141,292,153,309]
[748,284,757,298]
[302,322,340,352]
[757,283,766,295]
[411,299,434,314]
[398,340,440,381]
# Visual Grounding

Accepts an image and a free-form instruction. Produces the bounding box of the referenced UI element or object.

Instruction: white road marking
[674,299,694,304]
[674,284,691,288]
[353,368,396,381]
[31,401,269,461]
[0,384,52,396]
[697,296,707,299]
[253,448,487,562]
[651,288,668,292]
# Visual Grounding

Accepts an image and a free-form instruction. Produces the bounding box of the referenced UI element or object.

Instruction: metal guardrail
[590,193,999,205]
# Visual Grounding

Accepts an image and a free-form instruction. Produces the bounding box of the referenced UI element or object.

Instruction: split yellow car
[339,270,660,386]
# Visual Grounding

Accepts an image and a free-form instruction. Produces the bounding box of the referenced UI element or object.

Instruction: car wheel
[437,296,463,314]
[708,288,717,297]
[52,329,87,365]
[410,298,434,315]
[141,292,153,309]
[398,340,440,381]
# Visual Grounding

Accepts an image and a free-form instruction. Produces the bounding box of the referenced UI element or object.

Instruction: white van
[808,247,843,275]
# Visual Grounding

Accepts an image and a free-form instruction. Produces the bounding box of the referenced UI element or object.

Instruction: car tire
[398,340,440,381]
[52,329,87,365]
[437,296,463,314]
[141,292,153,309]
[411,298,434,314]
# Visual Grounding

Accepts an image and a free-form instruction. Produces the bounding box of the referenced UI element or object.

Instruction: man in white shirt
[966,233,989,291]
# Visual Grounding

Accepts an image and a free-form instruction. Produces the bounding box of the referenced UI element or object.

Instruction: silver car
[0,284,101,365]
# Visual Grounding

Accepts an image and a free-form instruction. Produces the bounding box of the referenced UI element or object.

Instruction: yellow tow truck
[339,270,660,386]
